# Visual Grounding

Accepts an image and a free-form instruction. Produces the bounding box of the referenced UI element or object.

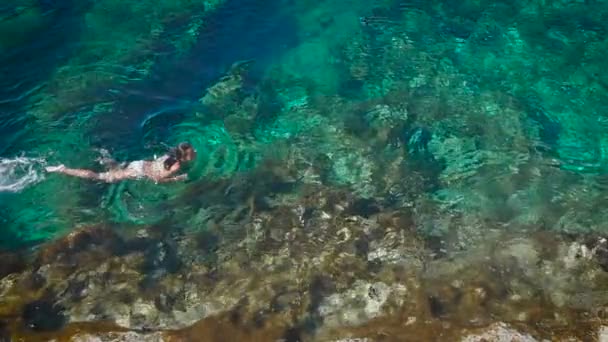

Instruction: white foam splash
[0,156,46,193]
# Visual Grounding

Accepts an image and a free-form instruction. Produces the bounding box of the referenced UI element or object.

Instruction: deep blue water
[88,0,299,156]
[0,0,86,155]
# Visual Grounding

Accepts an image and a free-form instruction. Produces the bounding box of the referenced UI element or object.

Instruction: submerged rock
[317,280,407,328]
[461,323,538,342]
[0,184,607,340]
[70,331,166,342]
[599,326,608,342]
[0,251,26,280]
[0,320,10,342]
[35,225,124,266]
[22,299,66,332]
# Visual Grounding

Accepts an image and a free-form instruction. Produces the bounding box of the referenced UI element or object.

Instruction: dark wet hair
[163,157,178,170]
[163,142,194,170]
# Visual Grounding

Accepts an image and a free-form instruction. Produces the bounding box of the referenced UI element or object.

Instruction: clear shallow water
[0,0,300,246]
[2,0,608,340]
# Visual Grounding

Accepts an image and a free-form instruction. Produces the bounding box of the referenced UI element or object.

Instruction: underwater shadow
[93,0,300,155]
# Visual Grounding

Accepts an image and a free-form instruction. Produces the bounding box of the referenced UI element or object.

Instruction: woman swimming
[45,142,196,183]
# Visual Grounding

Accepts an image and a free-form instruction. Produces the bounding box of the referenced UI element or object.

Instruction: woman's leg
[61,168,101,180]
[47,164,132,182]
[46,165,101,180]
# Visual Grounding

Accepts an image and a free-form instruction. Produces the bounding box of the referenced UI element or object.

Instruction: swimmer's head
[164,157,178,171]
[176,142,196,162]
[164,142,196,170]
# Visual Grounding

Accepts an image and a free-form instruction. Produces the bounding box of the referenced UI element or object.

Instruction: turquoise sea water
[2,0,608,339]
[2,0,607,245]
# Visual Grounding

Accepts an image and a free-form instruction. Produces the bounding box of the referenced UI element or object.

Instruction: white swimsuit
[96,155,170,182]
[125,160,146,179]
[148,155,170,178]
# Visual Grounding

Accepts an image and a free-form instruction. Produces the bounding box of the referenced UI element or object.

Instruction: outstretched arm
[47,166,132,183]
[157,174,188,183]
[46,165,101,180]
